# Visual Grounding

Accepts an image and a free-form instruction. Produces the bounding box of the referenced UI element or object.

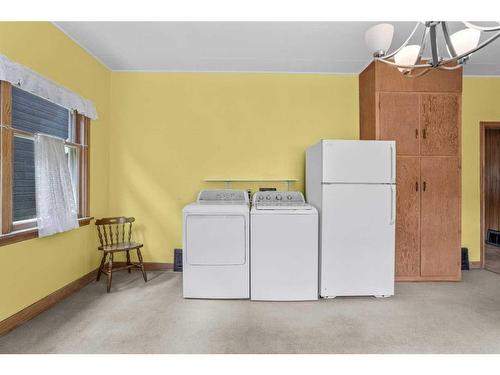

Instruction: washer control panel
[198,189,249,204]
[253,191,308,209]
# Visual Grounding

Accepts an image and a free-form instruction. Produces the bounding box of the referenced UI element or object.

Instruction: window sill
[0,217,94,247]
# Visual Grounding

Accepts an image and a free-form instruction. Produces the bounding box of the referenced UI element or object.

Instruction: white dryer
[250,191,318,301]
[183,189,250,299]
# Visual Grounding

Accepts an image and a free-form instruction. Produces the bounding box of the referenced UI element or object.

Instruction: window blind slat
[12,87,69,139]
[12,87,71,222]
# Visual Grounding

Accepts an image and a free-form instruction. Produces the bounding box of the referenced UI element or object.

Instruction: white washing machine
[251,191,319,301]
[182,189,250,299]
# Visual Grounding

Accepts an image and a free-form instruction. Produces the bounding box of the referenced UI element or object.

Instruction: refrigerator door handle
[389,144,394,183]
[390,185,396,225]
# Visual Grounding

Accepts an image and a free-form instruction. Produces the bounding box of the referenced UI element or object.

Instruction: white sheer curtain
[34,134,79,237]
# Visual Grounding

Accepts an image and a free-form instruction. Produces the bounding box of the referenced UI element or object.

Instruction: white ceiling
[54,22,500,76]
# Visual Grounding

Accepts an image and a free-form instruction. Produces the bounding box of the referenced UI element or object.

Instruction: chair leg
[96,252,108,282]
[126,250,131,273]
[107,253,114,293]
[137,248,147,282]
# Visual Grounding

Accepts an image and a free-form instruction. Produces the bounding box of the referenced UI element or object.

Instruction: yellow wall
[1,22,500,323]
[0,22,110,321]
[109,72,500,265]
[108,73,359,262]
[462,77,500,262]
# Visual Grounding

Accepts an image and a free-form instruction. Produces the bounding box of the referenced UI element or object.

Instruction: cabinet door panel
[395,156,420,277]
[421,94,460,156]
[379,93,420,155]
[420,157,461,277]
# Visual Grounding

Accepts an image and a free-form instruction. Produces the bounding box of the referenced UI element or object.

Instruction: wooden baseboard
[0,268,98,337]
[112,262,173,271]
[469,261,482,269]
[145,262,174,271]
[0,262,173,337]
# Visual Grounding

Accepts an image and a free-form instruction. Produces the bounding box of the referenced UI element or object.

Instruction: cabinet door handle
[415,181,419,191]
[415,128,419,138]
[423,181,427,191]
[423,128,427,139]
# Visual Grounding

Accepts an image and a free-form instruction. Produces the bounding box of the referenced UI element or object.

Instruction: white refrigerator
[306,140,395,298]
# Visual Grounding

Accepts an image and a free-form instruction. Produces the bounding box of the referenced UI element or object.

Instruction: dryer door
[185,214,247,265]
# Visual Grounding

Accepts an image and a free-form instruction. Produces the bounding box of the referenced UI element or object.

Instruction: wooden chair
[95,217,147,292]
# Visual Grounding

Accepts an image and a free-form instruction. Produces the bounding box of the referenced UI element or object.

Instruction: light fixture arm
[376,58,436,70]
[462,22,500,32]
[383,22,421,59]
[429,23,440,67]
[440,29,500,64]
[441,22,457,58]
[416,25,430,64]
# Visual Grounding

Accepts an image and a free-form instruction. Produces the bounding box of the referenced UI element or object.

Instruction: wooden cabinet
[395,156,420,277]
[379,93,420,155]
[421,94,460,156]
[420,157,461,278]
[360,61,462,281]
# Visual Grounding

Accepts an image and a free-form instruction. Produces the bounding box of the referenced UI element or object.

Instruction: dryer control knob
[276,195,283,200]
[287,195,293,200]
[266,195,271,200]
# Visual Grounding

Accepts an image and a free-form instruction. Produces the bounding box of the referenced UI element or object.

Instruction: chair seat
[98,241,143,252]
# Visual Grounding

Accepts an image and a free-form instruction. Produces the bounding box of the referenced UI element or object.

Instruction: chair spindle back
[95,217,135,247]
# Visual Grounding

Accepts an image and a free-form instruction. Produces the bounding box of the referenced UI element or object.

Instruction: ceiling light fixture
[365,21,500,76]
[365,23,395,58]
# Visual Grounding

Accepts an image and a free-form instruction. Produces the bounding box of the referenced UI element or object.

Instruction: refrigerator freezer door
[320,184,395,297]
[322,140,395,184]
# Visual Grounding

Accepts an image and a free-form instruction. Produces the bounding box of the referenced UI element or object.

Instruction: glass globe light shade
[394,44,421,73]
[450,27,481,56]
[365,23,394,57]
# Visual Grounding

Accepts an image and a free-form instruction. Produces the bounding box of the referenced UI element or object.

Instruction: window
[0,81,91,244]
[12,86,74,223]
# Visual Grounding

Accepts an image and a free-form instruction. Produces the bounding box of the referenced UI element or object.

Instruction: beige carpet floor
[1,269,499,353]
